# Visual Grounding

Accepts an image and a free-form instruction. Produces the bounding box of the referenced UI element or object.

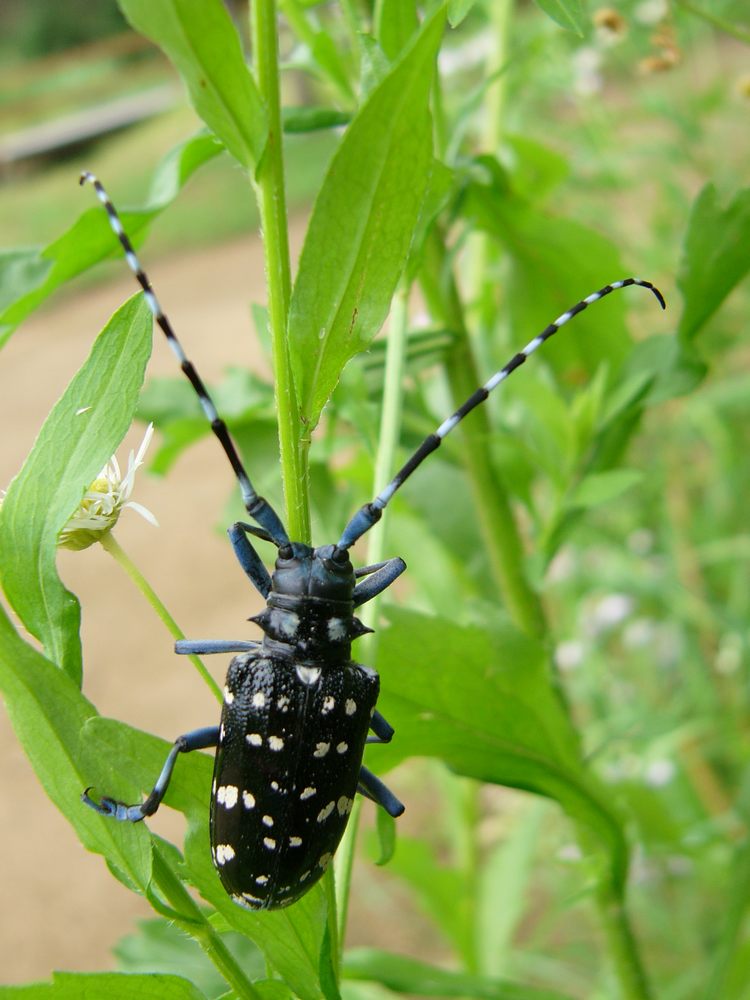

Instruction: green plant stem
[335,280,410,957]
[467,0,512,354]
[419,228,545,639]
[674,0,750,44]
[99,532,222,702]
[251,0,310,543]
[363,281,410,587]
[151,845,263,1000]
[595,881,654,1000]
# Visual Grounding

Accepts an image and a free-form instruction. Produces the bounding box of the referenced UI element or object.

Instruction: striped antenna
[338,278,666,549]
[81,172,290,548]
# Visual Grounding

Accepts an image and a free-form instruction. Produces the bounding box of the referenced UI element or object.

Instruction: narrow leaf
[375,0,419,60]
[343,949,574,999]
[0,971,208,999]
[288,10,444,430]
[118,0,267,170]
[0,131,221,347]
[448,0,479,27]
[533,0,589,34]
[0,295,152,682]
[677,183,750,342]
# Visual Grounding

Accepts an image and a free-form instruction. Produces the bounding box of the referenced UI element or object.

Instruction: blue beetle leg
[353,557,406,607]
[357,765,405,817]
[228,522,273,597]
[175,639,260,655]
[82,725,220,823]
[365,709,395,744]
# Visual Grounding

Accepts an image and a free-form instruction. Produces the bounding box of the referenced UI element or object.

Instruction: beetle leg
[357,765,405,817]
[82,725,220,823]
[228,522,273,598]
[353,557,406,607]
[366,709,395,744]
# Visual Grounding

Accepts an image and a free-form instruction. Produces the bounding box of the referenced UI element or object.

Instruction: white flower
[59,424,158,550]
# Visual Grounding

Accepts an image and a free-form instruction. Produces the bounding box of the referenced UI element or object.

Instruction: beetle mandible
[80,172,665,910]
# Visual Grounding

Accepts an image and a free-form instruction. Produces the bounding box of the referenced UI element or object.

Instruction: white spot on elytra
[246,733,262,747]
[232,893,256,910]
[318,852,333,870]
[241,892,263,906]
[223,686,234,705]
[322,696,335,713]
[263,837,277,850]
[277,695,290,711]
[300,786,316,800]
[271,781,279,790]
[300,870,311,882]
[252,691,266,708]
[217,785,238,809]
[317,801,335,823]
[345,699,357,715]
[296,665,321,686]
[262,814,274,827]
[313,742,330,758]
[268,735,284,751]
[215,844,235,865]
[336,741,348,754]
[289,836,302,847]
[337,796,352,816]
[242,790,256,809]
[255,875,269,885]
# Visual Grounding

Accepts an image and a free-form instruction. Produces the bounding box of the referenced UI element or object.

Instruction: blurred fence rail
[0,31,177,174]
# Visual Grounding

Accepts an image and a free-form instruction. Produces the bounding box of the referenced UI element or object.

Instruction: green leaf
[677,184,750,342]
[343,949,573,999]
[117,0,267,171]
[288,9,444,431]
[463,172,639,377]
[532,0,589,35]
[282,107,352,133]
[0,295,152,683]
[570,469,644,510]
[0,605,152,896]
[0,131,221,347]
[373,806,397,865]
[447,0,478,27]
[0,971,208,999]
[375,608,630,893]
[374,0,418,60]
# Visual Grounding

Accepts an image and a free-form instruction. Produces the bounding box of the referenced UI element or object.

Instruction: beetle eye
[331,546,349,565]
[278,545,294,561]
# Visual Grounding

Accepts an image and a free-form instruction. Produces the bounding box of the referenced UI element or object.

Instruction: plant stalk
[152,845,263,999]
[336,281,410,955]
[251,0,310,543]
[99,532,222,702]
[595,880,654,1000]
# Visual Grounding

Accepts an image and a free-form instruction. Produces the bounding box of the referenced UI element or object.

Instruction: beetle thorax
[250,542,369,663]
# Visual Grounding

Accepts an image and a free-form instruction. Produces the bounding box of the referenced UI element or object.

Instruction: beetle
[80,172,665,910]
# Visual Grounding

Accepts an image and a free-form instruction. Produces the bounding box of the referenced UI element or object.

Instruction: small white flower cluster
[59,424,158,550]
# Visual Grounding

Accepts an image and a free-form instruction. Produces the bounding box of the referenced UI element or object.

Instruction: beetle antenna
[337,278,666,549]
[80,172,289,548]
